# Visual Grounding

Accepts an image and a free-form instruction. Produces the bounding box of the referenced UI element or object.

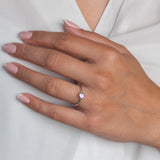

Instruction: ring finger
[4,62,87,106]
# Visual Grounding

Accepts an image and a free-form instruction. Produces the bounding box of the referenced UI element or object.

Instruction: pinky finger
[17,93,87,130]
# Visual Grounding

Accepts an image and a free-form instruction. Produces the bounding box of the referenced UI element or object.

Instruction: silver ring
[74,84,85,107]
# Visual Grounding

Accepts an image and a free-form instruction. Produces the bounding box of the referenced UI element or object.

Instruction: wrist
[137,85,160,148]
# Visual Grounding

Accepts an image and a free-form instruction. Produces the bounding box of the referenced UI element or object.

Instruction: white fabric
[0,0,160,159]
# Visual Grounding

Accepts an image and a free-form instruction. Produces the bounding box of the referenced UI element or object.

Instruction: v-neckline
[71,0,124,36]
[73,0,110,32]
[73,0,111,32]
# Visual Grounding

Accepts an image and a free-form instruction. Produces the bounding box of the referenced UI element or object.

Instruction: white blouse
[1,0,160,159]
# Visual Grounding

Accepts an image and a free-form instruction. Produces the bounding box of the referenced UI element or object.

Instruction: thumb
[63,19,128,53]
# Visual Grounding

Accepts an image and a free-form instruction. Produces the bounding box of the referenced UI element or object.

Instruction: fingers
[17,93,87,130]
[3,43,92,84]
[18,31,106,62]
[4,62,84,105]
[64,20,130,54]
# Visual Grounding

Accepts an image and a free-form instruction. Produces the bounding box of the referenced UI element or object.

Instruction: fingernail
[4,63,18,74]
[19,31,32,40]
[63,19,80,29]
[17,94,30,104]
[3,44,17,54]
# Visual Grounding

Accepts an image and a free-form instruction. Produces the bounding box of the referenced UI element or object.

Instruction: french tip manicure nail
[63,19,80,29]
[3,43,17,54]
[4,62,18,74]
[19,31,32,40]
[17,93,30,104]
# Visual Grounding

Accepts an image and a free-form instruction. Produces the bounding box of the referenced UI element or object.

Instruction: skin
[76,0,110,31]
[3,22,160,148]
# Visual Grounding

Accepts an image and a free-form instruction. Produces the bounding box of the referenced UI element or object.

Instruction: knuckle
[45,52,62,68]
[100,47,117,61]
[47,107,59,121]
[45,78,59,95]
[93,69,113,89]
[107,52,120,64]
[56,33,72,48]
[17,44,29,58]
[16,67,31,82]
[103,46,114,55]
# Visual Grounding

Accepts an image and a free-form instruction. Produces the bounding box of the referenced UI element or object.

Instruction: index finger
[19,31,107,62]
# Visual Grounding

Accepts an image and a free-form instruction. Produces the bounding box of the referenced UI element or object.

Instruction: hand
[3,20,160,148]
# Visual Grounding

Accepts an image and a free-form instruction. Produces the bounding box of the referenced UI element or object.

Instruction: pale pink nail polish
[63,19,80,29]
[17,94,30,104]
[3,44,17,54]
[19,31,32,40]
[4,63,18,74]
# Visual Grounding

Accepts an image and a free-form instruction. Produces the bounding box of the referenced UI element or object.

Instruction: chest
[75,0,109,31]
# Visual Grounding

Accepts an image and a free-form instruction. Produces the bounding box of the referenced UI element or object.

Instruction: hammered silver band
[74,84,85,107]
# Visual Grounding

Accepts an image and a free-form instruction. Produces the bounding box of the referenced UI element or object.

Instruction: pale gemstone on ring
[74,85,85,107]
[79,92,85,99]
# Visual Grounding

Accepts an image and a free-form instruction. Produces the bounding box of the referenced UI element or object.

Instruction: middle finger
[3,43,92,85]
